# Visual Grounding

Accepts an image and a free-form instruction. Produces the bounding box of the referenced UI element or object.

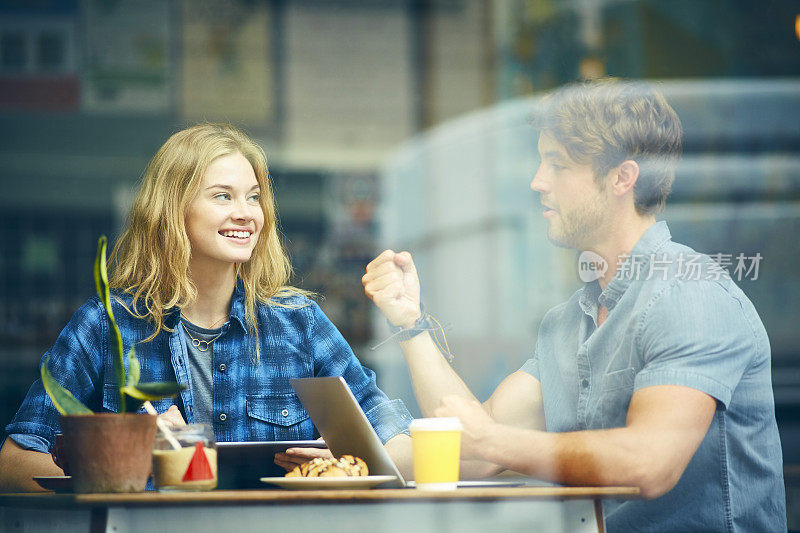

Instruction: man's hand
[274,447,334,472]
[157,405,186,429]
[362,250,422,328]
[435,395,497,460]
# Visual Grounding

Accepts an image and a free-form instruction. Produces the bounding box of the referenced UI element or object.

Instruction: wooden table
[0,486,639,533]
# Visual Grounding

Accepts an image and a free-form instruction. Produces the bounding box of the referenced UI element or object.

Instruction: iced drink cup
[409,417,462,490]
[152,423,217,491]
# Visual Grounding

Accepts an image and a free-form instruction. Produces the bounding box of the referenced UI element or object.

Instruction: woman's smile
[219,228,254,244]
[185,152,265,268]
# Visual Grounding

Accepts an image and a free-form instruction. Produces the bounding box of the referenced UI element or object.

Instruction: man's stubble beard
[546,197,610,251]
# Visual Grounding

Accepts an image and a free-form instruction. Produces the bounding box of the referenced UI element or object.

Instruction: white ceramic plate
[260,475,397,490]
[32,475,72,492]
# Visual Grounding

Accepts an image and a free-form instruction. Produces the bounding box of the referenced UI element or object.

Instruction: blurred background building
[1,0,799,521]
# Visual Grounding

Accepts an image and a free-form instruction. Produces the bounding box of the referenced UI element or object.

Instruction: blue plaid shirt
[5,281,412,453]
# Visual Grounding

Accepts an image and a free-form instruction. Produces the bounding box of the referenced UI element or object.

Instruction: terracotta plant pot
[60,413,157,493]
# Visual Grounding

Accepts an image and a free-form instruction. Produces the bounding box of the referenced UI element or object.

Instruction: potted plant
[41,236,185,493]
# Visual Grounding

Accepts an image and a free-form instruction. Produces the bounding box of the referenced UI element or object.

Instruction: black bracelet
[386,304,429,342]
[372,306,453,364]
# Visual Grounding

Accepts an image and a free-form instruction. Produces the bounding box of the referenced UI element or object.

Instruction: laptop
[290,376,407,488]
[290,376,528,489]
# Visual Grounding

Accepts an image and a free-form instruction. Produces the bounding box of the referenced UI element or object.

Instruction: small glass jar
[152,423,217,491]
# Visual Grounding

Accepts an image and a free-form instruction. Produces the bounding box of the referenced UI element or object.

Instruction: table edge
[0,486,640,508]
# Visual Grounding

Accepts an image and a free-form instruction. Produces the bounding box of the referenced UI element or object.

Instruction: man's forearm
[384,433,413,481]
[399,332,479,416]
[459,459,506,479]
[476,423,659,495]
[471,385,717,499]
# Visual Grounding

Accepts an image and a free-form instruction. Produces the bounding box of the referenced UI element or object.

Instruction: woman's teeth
[221,230,250,238]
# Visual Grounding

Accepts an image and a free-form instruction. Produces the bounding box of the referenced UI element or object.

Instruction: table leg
[89,507,108,533]
[594,498,606,533]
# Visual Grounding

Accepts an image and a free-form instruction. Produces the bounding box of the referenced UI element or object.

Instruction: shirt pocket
[246,393,314,441]
[102,383,173,414]
[594,367,636,429]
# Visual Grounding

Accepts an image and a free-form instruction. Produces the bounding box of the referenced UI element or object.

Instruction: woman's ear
[610,160,639,197]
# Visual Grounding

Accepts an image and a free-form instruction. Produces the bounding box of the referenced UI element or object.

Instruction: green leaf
[122,382,186,400]
[93,236,104,310]
[120,382,185,413]
[92,235,188,414]
[126,346,140,388]
[95,236,126,412]
[40,355,92,415]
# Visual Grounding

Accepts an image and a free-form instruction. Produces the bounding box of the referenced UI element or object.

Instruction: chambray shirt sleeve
[519,353,540,380]
[519,340,541,380]
[3,298,106,453]
[307,301,412,443]
[634,280,757,408]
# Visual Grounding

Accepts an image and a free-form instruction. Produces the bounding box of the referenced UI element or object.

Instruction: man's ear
[610,160,639,197]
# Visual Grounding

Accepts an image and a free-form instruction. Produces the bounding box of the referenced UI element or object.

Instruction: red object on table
[183,442,214,481]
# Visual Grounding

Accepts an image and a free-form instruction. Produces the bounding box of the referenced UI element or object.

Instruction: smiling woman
[184,153,265,278]
[108,124,292,354]
[0,123,414,492]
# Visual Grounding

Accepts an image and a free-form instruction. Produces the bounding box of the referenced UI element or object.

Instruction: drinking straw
[143,401,182,450]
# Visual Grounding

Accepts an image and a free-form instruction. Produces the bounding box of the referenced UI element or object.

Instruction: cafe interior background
[1,0,798,521]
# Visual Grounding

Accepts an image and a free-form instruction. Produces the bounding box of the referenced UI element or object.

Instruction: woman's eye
[214,193,231,200]
[249,194,261,202]
[551,164,565,171]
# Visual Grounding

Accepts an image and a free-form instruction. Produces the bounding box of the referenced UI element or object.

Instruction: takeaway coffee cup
[409,417,462,490]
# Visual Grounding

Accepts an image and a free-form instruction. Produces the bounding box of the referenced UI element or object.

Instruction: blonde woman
[0,123,412,492]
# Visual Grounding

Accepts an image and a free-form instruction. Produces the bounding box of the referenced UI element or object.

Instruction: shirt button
[581,379,589,388]
[219,363,226,372]
[219,413,227,421]
[281,409,289,417]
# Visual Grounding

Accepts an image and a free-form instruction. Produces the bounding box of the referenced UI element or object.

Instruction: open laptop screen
[290,376,406,487]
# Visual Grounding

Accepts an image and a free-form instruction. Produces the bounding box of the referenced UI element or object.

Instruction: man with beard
[362,79,785,531]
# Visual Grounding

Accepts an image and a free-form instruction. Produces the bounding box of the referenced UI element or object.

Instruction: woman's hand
[157,405,187,429]
[273,447,333,472]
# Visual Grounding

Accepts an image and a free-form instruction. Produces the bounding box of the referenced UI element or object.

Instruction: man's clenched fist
[362,250,422,329]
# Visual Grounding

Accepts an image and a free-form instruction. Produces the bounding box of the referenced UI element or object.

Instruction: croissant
[285,455,369,478]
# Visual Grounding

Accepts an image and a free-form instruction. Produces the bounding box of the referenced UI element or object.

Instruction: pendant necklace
[182,323,224,352]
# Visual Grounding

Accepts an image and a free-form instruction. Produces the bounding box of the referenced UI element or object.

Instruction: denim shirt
[520,222,785,532]
[5,281,412,453]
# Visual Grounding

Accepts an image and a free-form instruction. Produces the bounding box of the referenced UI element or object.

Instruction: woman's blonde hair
[109,123,308,360]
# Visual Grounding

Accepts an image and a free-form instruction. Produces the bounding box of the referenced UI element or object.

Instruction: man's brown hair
[539,78,683,215]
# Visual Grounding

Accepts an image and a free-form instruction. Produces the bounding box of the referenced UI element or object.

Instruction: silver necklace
[182,323,224,352]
